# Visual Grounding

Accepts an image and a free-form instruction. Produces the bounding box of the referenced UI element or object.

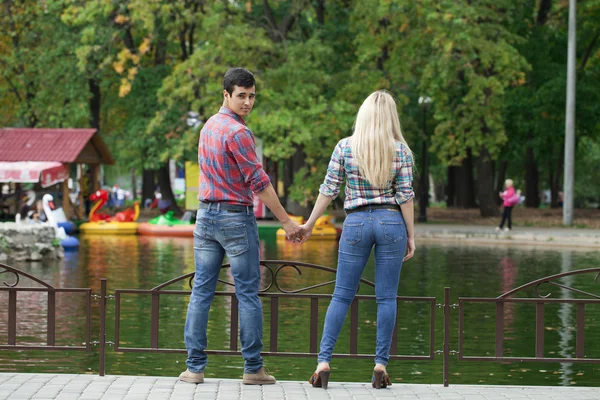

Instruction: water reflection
[499,256,517,331]
[1,235,600,386]
[558,251,573,385]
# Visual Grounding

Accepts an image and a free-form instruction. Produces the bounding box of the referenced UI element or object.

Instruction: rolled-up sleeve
[228,128,270,193]
[394,146,415,205]
[319,142,345,199]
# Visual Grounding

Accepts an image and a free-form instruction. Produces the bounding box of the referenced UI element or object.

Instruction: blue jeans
[318,208,408,366]
[184,203,263,373]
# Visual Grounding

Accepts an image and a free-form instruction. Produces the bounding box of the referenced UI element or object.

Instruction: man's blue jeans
[318,208,408,366]
[184,203,263,373]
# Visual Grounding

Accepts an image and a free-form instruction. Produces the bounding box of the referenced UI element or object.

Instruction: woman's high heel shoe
[372,369,392,389]
[309,370,331,389]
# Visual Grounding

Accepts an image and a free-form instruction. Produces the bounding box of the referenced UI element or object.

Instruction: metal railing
[0,263,92,352]
[112,261,436,363]
[2,262,600,387]
[457,268,600,366]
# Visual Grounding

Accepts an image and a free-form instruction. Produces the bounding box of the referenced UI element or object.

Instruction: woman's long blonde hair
[350,90,411,188]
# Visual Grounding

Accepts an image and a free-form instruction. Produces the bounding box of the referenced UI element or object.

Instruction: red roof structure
[0,128,114,164]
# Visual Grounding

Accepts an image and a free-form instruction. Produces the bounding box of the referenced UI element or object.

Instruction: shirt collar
[219,107,246,126]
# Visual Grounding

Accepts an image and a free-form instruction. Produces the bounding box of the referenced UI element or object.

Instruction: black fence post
[443,287,451,387]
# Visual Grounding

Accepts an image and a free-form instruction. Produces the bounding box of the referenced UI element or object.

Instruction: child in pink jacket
[496,179,516,232]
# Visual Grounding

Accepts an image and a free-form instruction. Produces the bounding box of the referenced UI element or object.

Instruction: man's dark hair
[223,68,255,95]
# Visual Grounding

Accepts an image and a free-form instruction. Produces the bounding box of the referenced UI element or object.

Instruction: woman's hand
[403,237,415,261]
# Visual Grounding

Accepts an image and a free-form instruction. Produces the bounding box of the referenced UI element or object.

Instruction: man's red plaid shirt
[197,107,270,206]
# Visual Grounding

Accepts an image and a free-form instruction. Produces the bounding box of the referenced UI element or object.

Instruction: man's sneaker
[503,227,511,232]
[179,369,204,384]
[243,366,276,385]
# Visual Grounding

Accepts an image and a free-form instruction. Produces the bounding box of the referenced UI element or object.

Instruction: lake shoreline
[414,223,600,248]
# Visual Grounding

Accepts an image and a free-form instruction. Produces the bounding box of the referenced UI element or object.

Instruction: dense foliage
[1,0,599,212]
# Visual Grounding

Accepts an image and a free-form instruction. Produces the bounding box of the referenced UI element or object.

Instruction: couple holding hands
[179,68,415,390]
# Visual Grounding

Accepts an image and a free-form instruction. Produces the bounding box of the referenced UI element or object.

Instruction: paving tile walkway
[1,373,599,400]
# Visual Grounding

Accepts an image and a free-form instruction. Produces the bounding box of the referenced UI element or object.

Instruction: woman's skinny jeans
[318,208,408,366]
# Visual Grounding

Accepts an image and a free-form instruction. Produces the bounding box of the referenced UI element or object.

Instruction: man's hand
[403,237,415,261]
[282,218,302,241]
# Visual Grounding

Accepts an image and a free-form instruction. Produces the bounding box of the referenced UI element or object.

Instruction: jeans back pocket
[343,222,363,245]
[220,224,249,256]
[380,221,404,243]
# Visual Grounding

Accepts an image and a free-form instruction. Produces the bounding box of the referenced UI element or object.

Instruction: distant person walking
[299,90,415,389]
[497,179,517,232]
[179,68,302,386]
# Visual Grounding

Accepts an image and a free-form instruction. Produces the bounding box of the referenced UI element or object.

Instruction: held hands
[403,237,415,261]
[281,218,312,243]
[282,218,302,241]
[297,224,313,243]
[281,218,313,243]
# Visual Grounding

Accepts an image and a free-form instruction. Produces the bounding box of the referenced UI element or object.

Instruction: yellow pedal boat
[79,221,139,235]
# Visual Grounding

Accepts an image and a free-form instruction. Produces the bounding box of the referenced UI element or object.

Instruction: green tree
[420,0,530,216]
[3,0,598,215]
[1,0,88,128]
[504,0,600,208]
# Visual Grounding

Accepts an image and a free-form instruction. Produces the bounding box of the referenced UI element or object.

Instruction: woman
[496,179,516,232]
[300,90,415,389]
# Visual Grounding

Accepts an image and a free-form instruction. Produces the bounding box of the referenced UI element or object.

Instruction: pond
[1,232,600,387]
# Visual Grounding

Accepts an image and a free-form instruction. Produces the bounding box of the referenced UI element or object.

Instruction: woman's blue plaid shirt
[319,137,414,211]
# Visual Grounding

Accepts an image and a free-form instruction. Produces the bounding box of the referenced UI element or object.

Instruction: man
[179,68,301,385]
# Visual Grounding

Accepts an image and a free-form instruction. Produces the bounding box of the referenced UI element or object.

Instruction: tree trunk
[284,145,309,217]
[262,0,301,42]
[536,0,553,26]
[157,162,181,215]
[446,166,456,207]
[549,168,556,208]
[417,133,429,221]
[549,159,561,208]
[454,149,476,208]
[282,162,293,212]
[130,168,137,201]
[142,169,156,207]
[477,147,499,217]
[315,0,325,25]
[155,30,167,64]
[142,21,168,211]
[88,78,101,129]
[525,146,540,207]
[495,160,507,206]
[433,179,444,204]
